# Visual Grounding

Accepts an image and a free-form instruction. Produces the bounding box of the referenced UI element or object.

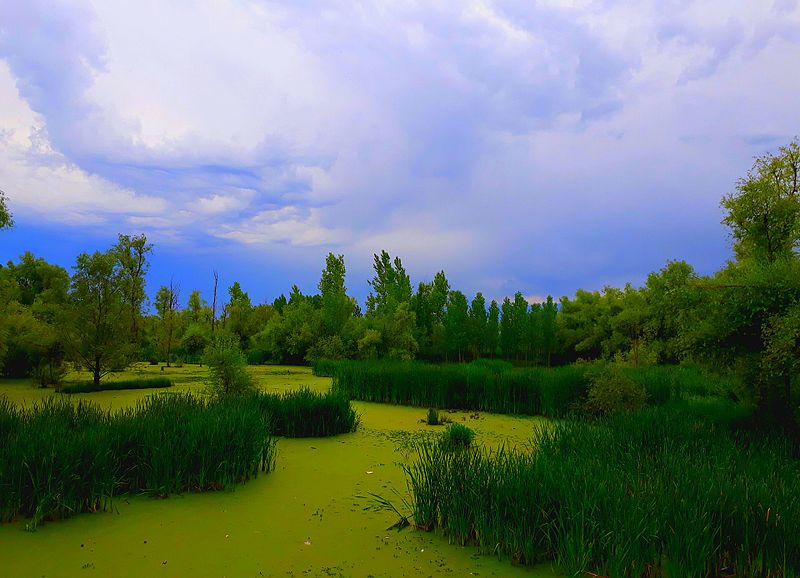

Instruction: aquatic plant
[59,377,173,394]
[441,423,474,449]
[330,360,588,416]
[0,389,359,527]
[404,401,800,577]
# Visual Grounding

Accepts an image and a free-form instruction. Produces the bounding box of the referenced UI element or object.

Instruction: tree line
[0,140,798,423]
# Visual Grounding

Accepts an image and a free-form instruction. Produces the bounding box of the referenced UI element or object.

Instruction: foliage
[582,363,648,415]
[251,388,359,437]
[0,188,12,230]
[441,422,474,449]
[203,334,254,398]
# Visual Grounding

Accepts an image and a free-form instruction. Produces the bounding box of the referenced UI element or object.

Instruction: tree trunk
[93,356,101,387]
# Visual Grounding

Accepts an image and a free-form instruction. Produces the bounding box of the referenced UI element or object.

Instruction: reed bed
[0,389,359,527]
[253,388,359,437]
[59,377,173,394]
[404,402,800,577]
[329,360,588,417]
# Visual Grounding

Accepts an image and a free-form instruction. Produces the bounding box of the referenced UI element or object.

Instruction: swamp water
[0,367,559,577]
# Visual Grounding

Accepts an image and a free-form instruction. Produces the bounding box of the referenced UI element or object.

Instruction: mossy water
[0,365,558,577]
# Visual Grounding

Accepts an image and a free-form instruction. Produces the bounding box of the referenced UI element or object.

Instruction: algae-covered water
[0,366,558,577]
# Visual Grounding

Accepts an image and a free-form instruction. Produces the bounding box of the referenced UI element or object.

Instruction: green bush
[442,423,474,449]
[203,334,254,398]
[583,364,648,415]
[426,407,441,425]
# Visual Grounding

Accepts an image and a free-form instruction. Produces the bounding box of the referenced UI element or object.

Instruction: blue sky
[1,0,799,306]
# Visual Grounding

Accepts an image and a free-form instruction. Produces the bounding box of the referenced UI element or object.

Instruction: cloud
[1,0,799,300]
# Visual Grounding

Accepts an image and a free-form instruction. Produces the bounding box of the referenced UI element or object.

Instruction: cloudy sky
[1,0,799,305]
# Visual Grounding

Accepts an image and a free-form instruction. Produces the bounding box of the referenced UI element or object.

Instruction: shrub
[426,407,441,425]
[442,423,474,449]
[583,364,647,415]
[203,334,254,398]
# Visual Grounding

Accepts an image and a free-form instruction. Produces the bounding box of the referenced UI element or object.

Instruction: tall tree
[154,281,180,366]
[66,250,131,386]
[485,300,500,357]
[113,234,152,347]
[318,253,353,336]
[445,290,469,362]
[366,251,412,315]
[468,292,487,359]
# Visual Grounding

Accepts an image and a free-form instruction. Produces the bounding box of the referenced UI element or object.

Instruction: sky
[1,0,799,307]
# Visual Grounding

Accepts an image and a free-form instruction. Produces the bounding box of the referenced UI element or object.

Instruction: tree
[65,250,131,386]
[722,139,800,263]
[444,290,469,362]
[366,251,412,315]
[204,334,253,398]
[485,300,500,357]
[154,281,180,366]
[468,292,487,359]
[113,234,152,347]
[318,253,353,336]
[0,188,13,230]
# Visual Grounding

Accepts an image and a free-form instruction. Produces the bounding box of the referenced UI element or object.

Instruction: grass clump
[59,377,172,394]
[253,388,359,437]
[404,402,800,577]
[426,407,441,425]
[0,393,275,528]
[441,423,474,449]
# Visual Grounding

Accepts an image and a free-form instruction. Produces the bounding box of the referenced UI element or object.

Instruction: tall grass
[253,388,359,437]
[404,402,800,577]
[59,377,173,394]
[0,389,359,527]
[330,360,588,417]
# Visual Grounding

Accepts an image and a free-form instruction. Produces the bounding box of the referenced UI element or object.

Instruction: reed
[404,401,800,577]
[329,360,588,417]
[0,388,359,527]
[59,377,173,394]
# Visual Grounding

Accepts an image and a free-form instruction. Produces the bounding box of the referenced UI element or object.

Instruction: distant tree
[65,250,132,386]
[318,253,354,336]
[512,293,529,361]
[187,290,208,324]
[113,234,152,349]
[155,281,180,366]
[499,298,515,360]
[366,251,412,315]
[181,322,211,363]
[468,292,487,359]
[0,188,13,230]
[485,300,500,357]
[540,296,558,366]
[445,290,469,362]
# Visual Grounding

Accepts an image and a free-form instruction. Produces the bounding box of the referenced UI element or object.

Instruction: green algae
[0,366,560,577]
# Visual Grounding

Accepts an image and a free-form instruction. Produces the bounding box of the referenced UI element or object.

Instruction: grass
[253,388,360,437]
[59,377,173,394]
[0,393,275,528]
[329,360,588,417]
[0,387,359,527]
[404,400,800,577]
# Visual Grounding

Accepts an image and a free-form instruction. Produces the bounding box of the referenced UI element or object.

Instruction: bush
[583,364,648,415]
[203,334,254,398]
[426,407,441,425]
[442,423,474,449]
